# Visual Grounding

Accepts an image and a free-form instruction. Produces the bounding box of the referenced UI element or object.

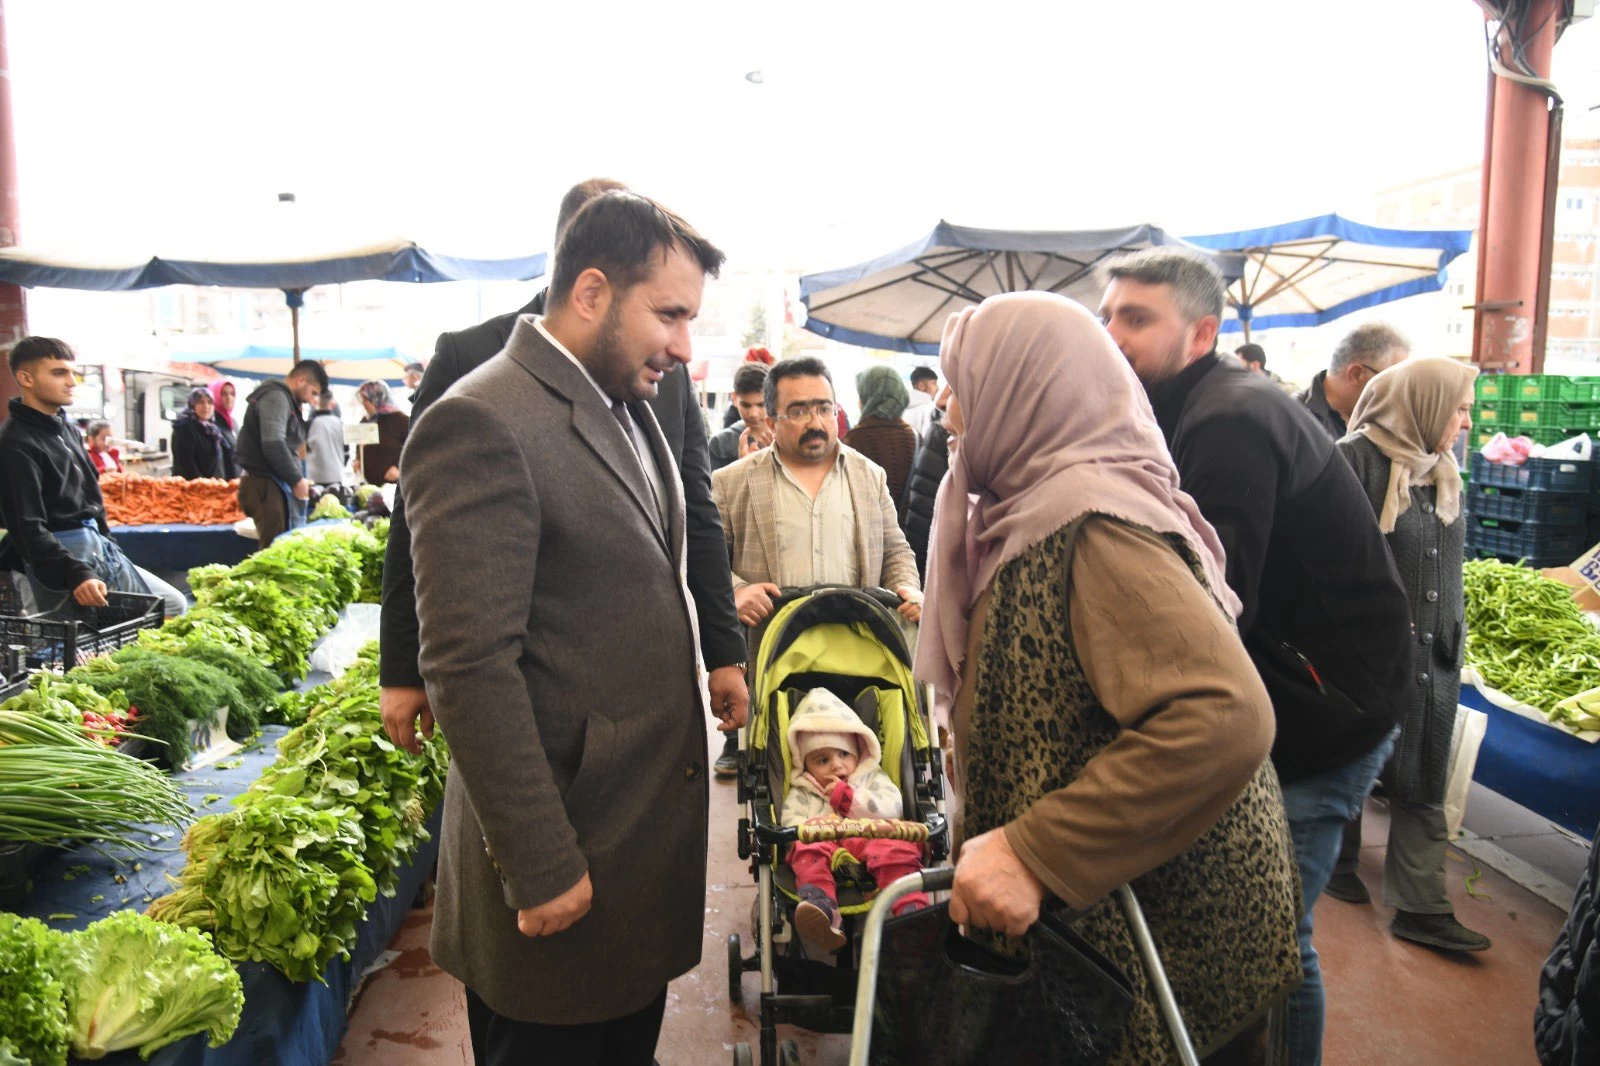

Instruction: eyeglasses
[777,400,837,423]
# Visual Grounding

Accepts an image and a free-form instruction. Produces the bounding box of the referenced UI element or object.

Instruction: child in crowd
[783,689,928,954]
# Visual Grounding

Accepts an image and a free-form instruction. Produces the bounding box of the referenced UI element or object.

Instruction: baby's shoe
[892,892,931,917]
[794,886,846,954]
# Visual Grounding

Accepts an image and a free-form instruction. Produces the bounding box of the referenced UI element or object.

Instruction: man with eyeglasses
[1297,323,1411,440]
[711,356,921,634]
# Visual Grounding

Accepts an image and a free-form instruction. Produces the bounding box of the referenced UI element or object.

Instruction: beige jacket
[711,444,920,594]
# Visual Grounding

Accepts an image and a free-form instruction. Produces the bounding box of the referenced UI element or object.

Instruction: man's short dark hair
[86,419,110,438]
[732,363,770,397]
[10,335,75,377]
[547,191,725,309]
[402,361,425,375]
[554,178,630,243]
[1101,248,1226,325]
[290,360,330,392]
[764,357,833,417]
[909,366,938,387]
[1236,343,1266,368]
[317,390,336,406]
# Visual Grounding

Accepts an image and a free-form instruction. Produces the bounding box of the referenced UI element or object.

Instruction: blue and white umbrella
[1184,213,1473,341]
[0,195,546,355]
[799,221,1242,355]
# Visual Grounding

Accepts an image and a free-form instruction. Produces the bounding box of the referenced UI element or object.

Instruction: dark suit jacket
[380,290,745,686]
[404,319,707,1022]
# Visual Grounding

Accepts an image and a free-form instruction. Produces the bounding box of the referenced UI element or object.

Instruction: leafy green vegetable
[1464,559,1600,722]
[310,494,351,521]
[147,795,376,983]
[52,909,243,1060]
[0,1036,30,1066]
[66,655,238,768]
[0,673,119,731]
[0,911,69,1066]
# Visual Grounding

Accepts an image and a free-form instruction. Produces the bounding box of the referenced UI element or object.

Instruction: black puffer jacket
[1536,824,1600,1064]
[901,416,949,579]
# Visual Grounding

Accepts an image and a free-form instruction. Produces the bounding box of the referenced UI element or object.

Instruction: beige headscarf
[1345,357,1479,533]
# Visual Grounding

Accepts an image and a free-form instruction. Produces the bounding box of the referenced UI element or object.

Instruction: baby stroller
[728,586,949,1066]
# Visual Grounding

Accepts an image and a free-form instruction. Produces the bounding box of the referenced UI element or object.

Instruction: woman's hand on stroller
[517,872,594,938]
[949,827,1047,938]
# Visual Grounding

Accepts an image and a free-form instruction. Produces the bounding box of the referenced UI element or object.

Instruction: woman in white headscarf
[1332,356,1490,954]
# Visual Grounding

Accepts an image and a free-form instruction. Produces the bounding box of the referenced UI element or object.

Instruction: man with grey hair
[1297,323,1410,440]
[1100,246,1412,1066]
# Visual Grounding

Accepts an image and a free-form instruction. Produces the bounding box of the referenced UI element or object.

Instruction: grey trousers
[1335,800,1451,914]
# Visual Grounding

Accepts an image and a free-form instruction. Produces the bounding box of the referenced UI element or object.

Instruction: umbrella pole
[284,287,307,361]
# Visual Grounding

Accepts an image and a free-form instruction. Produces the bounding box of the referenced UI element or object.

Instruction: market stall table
[1463,684,1600,839]
[17,723,441,1066]
[109,523,256,572]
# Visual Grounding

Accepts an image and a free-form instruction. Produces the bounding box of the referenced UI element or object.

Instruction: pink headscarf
[913,292,1241,702]
[208,380,237,430]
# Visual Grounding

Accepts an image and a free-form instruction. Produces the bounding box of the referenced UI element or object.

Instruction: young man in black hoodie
[0,336,185,616]
[233,359,328,547]
[1099,249,1412,1066]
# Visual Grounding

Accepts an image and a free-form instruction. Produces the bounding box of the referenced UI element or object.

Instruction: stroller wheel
[779,1039,801,1066]
[727,933,743,1005]
[733,1043,754,1066]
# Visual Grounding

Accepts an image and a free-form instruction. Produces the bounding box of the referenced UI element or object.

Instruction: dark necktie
[611,401,662,527]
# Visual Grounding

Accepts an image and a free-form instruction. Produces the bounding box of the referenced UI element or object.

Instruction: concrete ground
[337,738,1576,1066]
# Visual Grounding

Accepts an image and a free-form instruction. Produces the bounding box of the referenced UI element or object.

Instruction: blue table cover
[1462,685,1600,839]
[19,724,442,1066]
[109,524,254,572]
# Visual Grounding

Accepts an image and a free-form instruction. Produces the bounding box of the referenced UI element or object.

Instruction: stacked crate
[1468,373,1600,567]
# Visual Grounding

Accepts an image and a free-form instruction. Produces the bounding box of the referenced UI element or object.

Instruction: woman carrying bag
[913,292,1302,1065]
[1334,357,1491,954]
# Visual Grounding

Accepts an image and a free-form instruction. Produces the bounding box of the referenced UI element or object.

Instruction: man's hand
[739,426,773,458]
[381,685,434,755]
[384,465,400,483]
[517,872,594,937]
[948,827,1048,938]
[73,579,109,607]
[896,586,923,624]
[735,582,782,627]
[707,665,749,732]
[292,478,312,501]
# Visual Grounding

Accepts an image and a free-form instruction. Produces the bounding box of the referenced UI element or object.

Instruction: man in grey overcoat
[403,190,728,1064]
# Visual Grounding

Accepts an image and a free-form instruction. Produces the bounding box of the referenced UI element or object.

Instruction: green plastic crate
[1509,400,1600,429]
[1477,374,1600,404]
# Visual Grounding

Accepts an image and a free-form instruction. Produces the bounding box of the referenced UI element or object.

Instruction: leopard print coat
[962,518,1303,1064]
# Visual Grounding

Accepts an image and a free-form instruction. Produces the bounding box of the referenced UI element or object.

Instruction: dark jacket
[1536,823,1600,1065]
[1147,353,1412,783]
[234,380,307,485]
[902,416,949,578]
[1297,370,1348,440]
[708,420,746,472]
[843,416,917,525]
[359,410,410,486]
[0,397,108,590]
[380,290,746,687]
[1337,435,1465,804]
[171,410,225,480]
[212,413,241,478]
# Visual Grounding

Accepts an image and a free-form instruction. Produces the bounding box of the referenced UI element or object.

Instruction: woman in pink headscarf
[207,379,241,478]
[919,292,1301,1065]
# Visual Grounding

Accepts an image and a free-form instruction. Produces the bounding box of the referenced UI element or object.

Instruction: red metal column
[1472,0,1562,374]
[0,0,24,415]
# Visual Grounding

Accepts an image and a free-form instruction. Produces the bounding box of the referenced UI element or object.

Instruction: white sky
[8,0,1599,277]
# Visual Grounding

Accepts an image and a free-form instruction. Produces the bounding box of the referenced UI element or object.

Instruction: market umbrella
[0,194,546,356]
[178,344,410,387]
[798,221,1243,355]
[1183,213,1473,341]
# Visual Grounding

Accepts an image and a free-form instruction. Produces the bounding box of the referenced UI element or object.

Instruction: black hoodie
[0,397,108,590]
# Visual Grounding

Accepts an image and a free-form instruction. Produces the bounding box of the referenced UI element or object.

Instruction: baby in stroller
[783,688,929,955]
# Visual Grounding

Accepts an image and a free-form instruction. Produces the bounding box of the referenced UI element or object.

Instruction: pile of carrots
[100,474,245,527]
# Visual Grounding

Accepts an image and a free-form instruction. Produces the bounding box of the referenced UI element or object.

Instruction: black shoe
[1322,871,1371,904]
[1391,910,1492,952]
[713,735,739,778]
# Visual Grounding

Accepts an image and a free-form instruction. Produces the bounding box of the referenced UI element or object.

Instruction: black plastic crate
[1468,453,1594,493]
[1465,484,1588,526]
[0,585,162,674]
[0,841,57,910]
[1466,516,1588,566]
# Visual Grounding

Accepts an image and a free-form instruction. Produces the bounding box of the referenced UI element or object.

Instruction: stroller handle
[770,584,904,613]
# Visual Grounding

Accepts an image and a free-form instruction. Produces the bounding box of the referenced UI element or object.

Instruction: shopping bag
[1444,706,1489,837]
